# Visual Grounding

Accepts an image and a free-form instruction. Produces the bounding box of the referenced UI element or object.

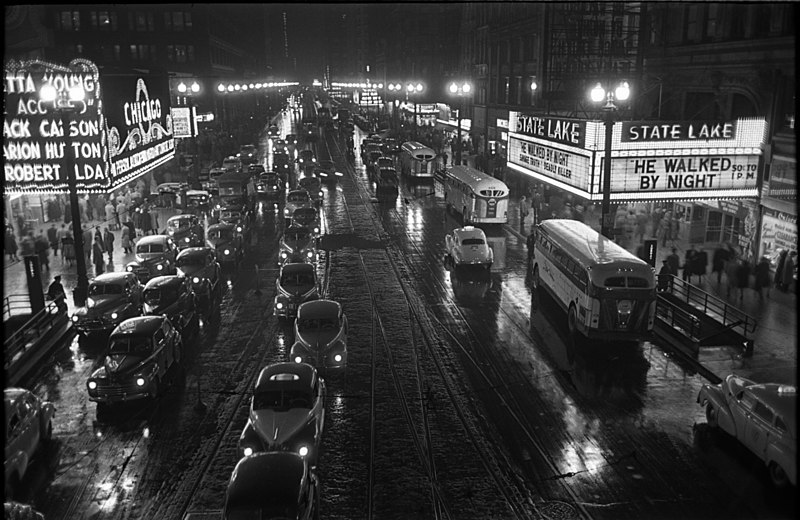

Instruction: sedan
[274,263,319,320]
[698,375,796,488]
[5,388,56,500]
[290,300,348,370]
[444,226,493,270]
[284,190,313,225]
[237,362,326,464]
[223,452,319,520]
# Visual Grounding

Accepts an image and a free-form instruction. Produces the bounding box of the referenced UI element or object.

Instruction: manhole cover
[538,500,579,520]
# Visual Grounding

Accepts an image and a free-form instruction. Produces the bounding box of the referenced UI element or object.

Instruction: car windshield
[109,337,152,356]
[285,230,310,242]
[137,243,164,254]
[177,256,205,268]
[169,220,191,229]
[253,389,314,410]
[144,287,179,305]
[88,283,123,296]
[298,318,338,331]
[299,179,319,189]
[288,193,309,203]
[378,159,393,167]
[209,229,233,240]
[462,238,485,245]
[281,273,315,286]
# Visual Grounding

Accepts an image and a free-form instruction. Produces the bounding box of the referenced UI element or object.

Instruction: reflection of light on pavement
[330,390,345,413]
[121,476,136,490]
[142,427,150,438]
[555,398,606,476]
[406,206,422,235]
[275,336,286,356]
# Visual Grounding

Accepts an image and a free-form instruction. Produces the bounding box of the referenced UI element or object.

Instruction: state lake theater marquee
[506,112,766,203]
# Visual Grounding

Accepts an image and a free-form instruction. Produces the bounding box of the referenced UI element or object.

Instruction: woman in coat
[5,228,19,261]
[754,256,771,301]
[711,245,730,284]
[781,251,796,293]
[62,232,75,266]
[121,223,132,254]
[734,258,751,301]
[774,249,788,290]
[92,237,105,276]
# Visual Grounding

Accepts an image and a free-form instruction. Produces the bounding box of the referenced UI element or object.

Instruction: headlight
[294,355,302,363]
[215,204,221,209]
[185,237,190,243]
[334,354,342,362]
[236,226,242,233]
[88,381,97,390]
[111,312,118,320]
[136,377,146,387]
[224,249,230,255]
[280,251,288,259]
[193,277,200,284]
[297,445,309,457]
[313,227,320,234]
[276,302,284,309]
[284,208,290,215]
[306,251,313,259]
[157,264,164,271]
[318,191,323,197]
[72,315,79,322]
[126,265,134,272]
[243,447,254,457]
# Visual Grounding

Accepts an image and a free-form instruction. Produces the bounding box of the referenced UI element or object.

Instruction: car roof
[91,272,134,284]
[298,299,341,319]
[255,362,318,393]
[208,223,235,231]
[282,263,315,274]
[168,214,195,222]
[137,235,170,245]
[454,226,486,239]
[226,453,305,507]
[287,189,310,196]
[144,275,183,289]
[176,247,214,259]
[185,190,209,196]
[110,316,165,337]
[747,383,797,423]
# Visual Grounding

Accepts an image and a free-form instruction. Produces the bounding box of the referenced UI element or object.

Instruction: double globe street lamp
[177,80,202,187]
[39,83,90,306]
[448,81,472,167]
[406,82,424,139]
[589,80,631,239]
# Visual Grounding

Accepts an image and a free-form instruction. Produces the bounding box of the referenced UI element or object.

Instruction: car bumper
[88,383,154,403]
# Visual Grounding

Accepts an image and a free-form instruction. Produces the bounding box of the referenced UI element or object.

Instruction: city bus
[443,165,509,225]
[528,219,656,340]
[399,141,436,178]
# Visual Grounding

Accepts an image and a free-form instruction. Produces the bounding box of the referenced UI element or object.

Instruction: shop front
[506,112,767,256]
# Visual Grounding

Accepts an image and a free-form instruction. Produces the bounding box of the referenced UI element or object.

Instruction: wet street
[19,109,796,520]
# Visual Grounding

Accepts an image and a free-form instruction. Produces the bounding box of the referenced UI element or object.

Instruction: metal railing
[3,294,32,321]
[656,274,757,337]
[4,299,69,374]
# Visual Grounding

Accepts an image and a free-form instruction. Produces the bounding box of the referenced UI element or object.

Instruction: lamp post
[589,81,630,239]
[448,81,472,167]
[39,83,89,306]
[406,82,424,140]
[178,81,201,187]
[387,83,402,133]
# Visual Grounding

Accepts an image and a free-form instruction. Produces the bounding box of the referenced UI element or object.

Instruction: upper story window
[90,11,117,31]
[130,12,155,32]
[165,11,192,31]
[57,11,81,31]
[685,4,703,43]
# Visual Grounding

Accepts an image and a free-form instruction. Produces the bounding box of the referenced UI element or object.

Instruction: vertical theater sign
[3,58,174,195]
[507,112,767,202]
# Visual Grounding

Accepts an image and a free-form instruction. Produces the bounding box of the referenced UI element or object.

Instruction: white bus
[529,219,656,340]
[443,165,509,225]
[399,141,436,178]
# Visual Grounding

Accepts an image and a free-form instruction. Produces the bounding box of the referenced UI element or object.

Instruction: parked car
[239,144,258,165]
[297,149,316,168]
[274,263,319,321]
[166,214,204,250]
[284,190,313,225]
[290,300,348,370]
[206,222,244,267]
[86,316,183,414]
[297,176,323,207]
[72,272,143,340]
[444,226,493,271]
[698,375,796,487]
[223,452,319,520]
[237,362,326,463]
[285,133,298,147]
[126,235,179,284]
[175,246,222,307]
[279,226,318,265]
[142,275,199,339]
[4,388,56,500]
[291,207,321,237]
[247,164,266,177]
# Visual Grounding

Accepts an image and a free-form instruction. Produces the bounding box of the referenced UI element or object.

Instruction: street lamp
[448,81,472,167]
[406,82,424,139]
[387,83,403,132]
[39,83,89,306]
[589,81,630,239]
[178,81,202,187]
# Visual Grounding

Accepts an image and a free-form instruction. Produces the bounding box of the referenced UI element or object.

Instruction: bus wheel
[567,305,578,336]
[532,265,540,290]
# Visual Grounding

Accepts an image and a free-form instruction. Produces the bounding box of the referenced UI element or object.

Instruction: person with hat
[658,260,672,292]
[47,275,67,313]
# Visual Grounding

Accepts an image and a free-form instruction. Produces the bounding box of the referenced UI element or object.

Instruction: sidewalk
[3,207,179,318]
[504,196,797,386]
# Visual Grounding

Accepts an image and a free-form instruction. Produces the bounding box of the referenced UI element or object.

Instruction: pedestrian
[35,229,50,271]
[635,212,648,242]
[82,227,93,266]
[658,260,672,292]
[103,227,115,262]
[774,249,788,291]
[47,275,68,313]
[105,199,116,229]
[724,255,740,299]
[140,205,150,236]
[149,208,159,235]
[754,256,771,302]
[47,223,59,258]
[682,246,697,282]
[16,214,25,236]
[519,195,529,230]
[735,258,752,302]
[781,251,796,293]
[121,222,132,254]
[663,247,679,277]
[5,228,19,261]
[62,231,75,267]
[92,236,105,276]
[711,244,730,285]
[57,224,69,262]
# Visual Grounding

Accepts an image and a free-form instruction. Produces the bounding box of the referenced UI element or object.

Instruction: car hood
[104,353,148,376]
[135,254,169,264]
[250,408,312,448]
[280,283,315,298]
[297,330,339,348]
[143,300,180,316]
[83,295,128,315]
[177,264,204,276]
[282,239,312,252]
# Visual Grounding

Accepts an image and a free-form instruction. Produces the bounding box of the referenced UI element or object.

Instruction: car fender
[697,385,736,436]
[6,449,30,481]
[765,441,797,485]
[290,341,312,357]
